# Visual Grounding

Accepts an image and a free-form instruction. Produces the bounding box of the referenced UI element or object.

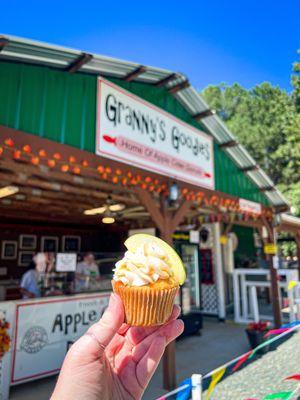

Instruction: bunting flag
[264,328,290,338]
[249,336,277,359]
[232,350,252,372]
[175,378,192,400]
[284,374,300,381]
[281,321,300,328]
[262,391,293,399]
[205,367,226,400]
[288,280,298,290]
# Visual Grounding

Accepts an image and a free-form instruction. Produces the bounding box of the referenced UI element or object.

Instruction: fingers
[136,336,166,390]
[132,319,184,364]
[125,305,181,346]
[74,293,124,359]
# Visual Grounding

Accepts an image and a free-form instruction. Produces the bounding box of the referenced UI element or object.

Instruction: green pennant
[262,391,293,400]
[249,336,275,359]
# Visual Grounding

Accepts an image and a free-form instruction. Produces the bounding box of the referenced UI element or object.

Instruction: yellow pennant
[205,367,226,400]
[288,280,298,290]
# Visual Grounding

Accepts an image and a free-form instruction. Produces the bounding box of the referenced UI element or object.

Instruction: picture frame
[62,236,81,252]
[41,236,59,253]
[19,234,37,250]
[1,241,18,260]
[18,251,35,267]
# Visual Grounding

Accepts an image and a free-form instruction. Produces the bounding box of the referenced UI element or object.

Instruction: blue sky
[2,1,299,91]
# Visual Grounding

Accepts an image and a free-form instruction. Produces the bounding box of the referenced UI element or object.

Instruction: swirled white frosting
[113,242,173,286]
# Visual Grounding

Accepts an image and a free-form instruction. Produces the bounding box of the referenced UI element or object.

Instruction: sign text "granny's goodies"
[96,78,214,189]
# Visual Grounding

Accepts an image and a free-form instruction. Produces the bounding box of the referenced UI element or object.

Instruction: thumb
[71,293,124,360]
[87,293,124,349]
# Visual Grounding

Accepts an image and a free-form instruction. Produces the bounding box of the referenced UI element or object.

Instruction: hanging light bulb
[102,216,115,224]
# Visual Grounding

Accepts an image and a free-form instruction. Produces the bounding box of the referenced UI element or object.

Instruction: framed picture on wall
[1,241,17,260]
[41,236,59,253]
[18,251,35,267]
[19,235,37,250]
[62,236,81,252]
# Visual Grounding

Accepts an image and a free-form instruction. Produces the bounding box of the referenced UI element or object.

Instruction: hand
[51,293,183,400]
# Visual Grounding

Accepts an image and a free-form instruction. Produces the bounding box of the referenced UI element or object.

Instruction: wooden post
[296,235,300,280]
[135,189,192,390]
[262,217,282,328]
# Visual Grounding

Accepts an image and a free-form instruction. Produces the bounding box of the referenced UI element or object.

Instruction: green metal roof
[0,34,289,209]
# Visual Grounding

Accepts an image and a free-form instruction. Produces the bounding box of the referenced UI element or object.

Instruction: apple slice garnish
[125,234,186,285]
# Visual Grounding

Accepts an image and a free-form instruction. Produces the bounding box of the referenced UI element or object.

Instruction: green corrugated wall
[0,60,269,205]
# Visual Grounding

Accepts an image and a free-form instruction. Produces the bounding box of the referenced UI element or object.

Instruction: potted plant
[245,321,270,353]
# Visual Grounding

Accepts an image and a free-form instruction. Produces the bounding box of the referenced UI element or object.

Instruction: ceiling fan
[84,196,146,223]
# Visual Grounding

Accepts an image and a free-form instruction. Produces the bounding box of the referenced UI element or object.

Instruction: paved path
[9,318,249,400]
[203,329,300,400]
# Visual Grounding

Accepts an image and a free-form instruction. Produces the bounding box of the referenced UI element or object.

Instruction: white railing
[233,268,299,323]
[287,281,300,322]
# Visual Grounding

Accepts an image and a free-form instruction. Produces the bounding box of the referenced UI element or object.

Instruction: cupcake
[112,234,186,326]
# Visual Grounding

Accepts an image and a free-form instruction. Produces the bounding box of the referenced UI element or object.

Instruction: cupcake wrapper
[112,281,178,327]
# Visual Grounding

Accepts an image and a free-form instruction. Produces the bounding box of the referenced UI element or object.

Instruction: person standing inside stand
[20,258,39,298]
[75,252,100,291]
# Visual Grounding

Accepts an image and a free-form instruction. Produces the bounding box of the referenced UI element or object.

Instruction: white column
[233,270,241,322]
[213,223,226,320]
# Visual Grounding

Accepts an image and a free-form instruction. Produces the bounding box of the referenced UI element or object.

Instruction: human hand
[51,293,183,400]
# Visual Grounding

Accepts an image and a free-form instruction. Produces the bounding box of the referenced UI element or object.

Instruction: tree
[291,49,300,112]
[202,73,300,216]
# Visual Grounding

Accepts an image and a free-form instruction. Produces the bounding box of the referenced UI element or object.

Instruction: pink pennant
[264,328,290,338]
[284,374,300,381]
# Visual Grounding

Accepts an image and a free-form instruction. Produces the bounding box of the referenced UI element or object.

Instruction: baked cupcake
[112,234,186,326]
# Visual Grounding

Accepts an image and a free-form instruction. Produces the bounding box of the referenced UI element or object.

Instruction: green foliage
[202,52,300,256]
[202,82,300,187]
[291,49,300,112]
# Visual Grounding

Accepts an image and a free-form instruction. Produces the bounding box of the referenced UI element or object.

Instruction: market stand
[0,34,291,391]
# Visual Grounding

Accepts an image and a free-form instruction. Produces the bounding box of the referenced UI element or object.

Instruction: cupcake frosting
[113,242,173,287]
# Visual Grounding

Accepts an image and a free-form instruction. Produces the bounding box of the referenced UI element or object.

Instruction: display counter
[0,291,111,400]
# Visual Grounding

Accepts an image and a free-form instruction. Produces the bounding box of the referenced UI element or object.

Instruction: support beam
[262,216,282,328]
[193,109,215,121]
[154,73,177,87]
[134,187,164,232]
[124,65,146,82]
[0,37,9,52]
[219,140,238,149]
[240,165,259,172]
[295,235,300,280]
[170,200,193,232]
[65,53,93,73]
[168,80,190,94]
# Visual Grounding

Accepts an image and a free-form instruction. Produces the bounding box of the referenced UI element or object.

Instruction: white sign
[56,253,77,272]
[11,294,110,384]
[0,302,15,400]
[96,78,215,189]
[239,198,262,215]
[189,230,200,244]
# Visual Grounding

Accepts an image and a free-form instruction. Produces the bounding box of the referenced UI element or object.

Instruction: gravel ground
[203,330,300,400]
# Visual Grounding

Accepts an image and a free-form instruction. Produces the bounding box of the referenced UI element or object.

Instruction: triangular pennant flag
[282,321,300,328]
[262,391,293,400]
[249,336,275,359]
[284,374,300,381]
[175,378,192,400]
[232,351,252,372]
[205,367,226,400]
[264,328,290,338]
[288,280,297,290]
